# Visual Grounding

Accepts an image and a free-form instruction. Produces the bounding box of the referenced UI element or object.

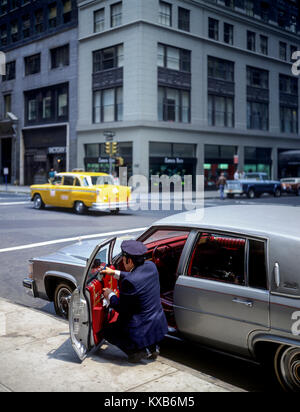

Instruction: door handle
[232,298,253,308]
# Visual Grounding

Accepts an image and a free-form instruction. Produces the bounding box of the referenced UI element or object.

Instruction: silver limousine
[23,205,300,392]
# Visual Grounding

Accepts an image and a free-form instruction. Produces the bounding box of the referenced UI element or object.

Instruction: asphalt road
[0,191,300,392]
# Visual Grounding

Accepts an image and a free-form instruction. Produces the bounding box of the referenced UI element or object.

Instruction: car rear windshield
[90,176,114,186]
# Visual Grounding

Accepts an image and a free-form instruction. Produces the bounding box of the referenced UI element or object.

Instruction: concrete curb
[0,298,240,393]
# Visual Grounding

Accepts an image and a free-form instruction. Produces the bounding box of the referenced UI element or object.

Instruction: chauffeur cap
[121,240,148,258]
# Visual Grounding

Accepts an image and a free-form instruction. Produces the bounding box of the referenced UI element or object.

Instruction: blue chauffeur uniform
[104,240,168,359]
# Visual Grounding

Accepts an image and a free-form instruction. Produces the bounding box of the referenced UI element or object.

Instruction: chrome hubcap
[279,347,300,391]
[57,288,72,317]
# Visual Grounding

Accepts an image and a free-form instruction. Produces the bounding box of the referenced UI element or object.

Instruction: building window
[111,2,122,28]
[224,23,233,45]
[3,94,11,117]
[245,0,254,16]
[208,95,234,127]
[93,87,123,123]
[94,8,105,33]
[58,85,68,118]
[178,7,190,32]
[93,44,123,72]
[208,18,219,40]
[280,107,298,134]
[51,45,70,69]
[159,1,172,27]
[62,0,72,24]
[48,3,57,28]
[260,35,268,55]
[2,61,16,81]
[25,83,69,125]
[11,20,18,43]
[247,31,256,51]
[158,87,190,123]
[158,44,191,72]
[279,74,298,95]
[279,42,287,60]
[247,101,269,130]
[34,9,44,33]
[22,14,30,38]
[290,45,297,62]
[0,25,7,46]
[25,54,41,76]
[208,56,234,82]
[247,67,269,89]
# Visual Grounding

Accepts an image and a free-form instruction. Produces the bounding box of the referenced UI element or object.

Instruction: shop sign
[164,157,184,165]
[48,147,67,155]
[3,168,9,176]
[34,154,47,162]
[98,157,116,164]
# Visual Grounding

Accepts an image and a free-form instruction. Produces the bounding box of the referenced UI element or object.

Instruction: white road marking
[0,227,147,254]
[0,202,30,206]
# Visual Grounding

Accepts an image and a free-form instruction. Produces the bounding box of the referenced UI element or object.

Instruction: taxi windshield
[90,175,115,186]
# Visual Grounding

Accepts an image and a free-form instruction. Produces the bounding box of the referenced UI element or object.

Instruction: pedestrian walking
[217,172,227,200]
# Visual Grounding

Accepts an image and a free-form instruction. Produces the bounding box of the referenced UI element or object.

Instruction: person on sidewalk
[217,172,227,200]
[101,240,168,363]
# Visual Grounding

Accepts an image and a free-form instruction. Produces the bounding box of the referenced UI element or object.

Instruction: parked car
[281,178,300,196]
[225,173,281,199]
[30,172,132,214]
[23,206,300,391]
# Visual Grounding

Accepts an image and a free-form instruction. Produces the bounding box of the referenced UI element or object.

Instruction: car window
[248,239,268,290]
[90,175,114,186]
[188,233,246,286]
[144,229,190,245]
[74,178,81,187]
[83,178,89,187]
[52,176,62,185]
[63,176,74,186]
[245,174,261,181]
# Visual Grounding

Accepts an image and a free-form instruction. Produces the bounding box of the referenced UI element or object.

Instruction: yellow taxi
[30,172,132,214]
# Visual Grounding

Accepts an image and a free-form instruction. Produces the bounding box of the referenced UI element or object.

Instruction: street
[1,191,299,392]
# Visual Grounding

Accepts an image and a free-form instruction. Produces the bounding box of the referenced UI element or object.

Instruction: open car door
[69,237,118,361]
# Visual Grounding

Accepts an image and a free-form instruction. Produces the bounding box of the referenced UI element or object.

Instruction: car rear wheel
[74,201,86,215]
[54,283,74,319]
[274,188,281,198]
[247,189,255,199]
[274,345,300,392]
[33,194,45,210]
[110,208,120,215]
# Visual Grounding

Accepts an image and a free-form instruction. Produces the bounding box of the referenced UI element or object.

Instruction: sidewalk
[0,184,220,199]
[0,298,240,392]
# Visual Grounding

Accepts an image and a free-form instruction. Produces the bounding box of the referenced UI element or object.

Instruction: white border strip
[0,227,147,254]
[0,202,30,206]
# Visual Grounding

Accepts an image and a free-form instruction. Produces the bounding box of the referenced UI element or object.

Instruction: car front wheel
[54,283,74,319]
[33,194,45,210]
[274,345,300,392]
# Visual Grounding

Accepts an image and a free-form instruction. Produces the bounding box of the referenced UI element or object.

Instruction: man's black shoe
[127,350,147,364]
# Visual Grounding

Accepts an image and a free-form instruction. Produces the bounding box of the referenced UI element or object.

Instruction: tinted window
[188,233,246,286]
[63,176,74,186]
[248,240,267,289]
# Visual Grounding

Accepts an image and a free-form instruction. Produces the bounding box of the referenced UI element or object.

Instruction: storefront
[149,142,197,190]
[23,126,67,185]
[84,142,133,177]
[0,119,15,184]
[244,147,272,177]
[204,144,237,190]
[278,149,300,178]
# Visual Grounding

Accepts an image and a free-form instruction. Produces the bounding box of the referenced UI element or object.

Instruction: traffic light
[112,142,118,155]
[105,142,111,155]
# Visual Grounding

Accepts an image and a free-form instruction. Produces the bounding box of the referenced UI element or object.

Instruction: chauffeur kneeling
[101,240,168,363]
